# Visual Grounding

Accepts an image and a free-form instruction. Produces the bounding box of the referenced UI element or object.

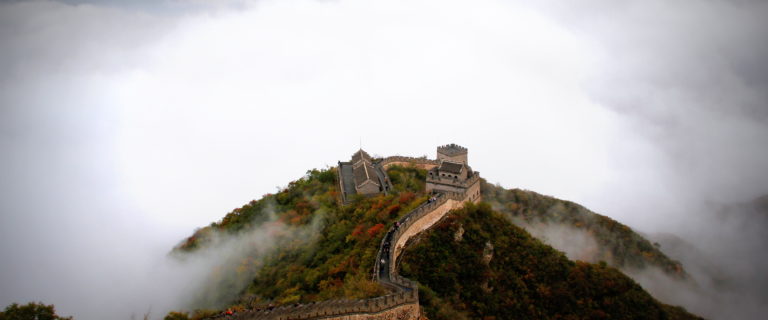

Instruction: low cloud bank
[510,196,768,319]
[512,219,602,263]
[1,1,766,319]
[96,206,320,320]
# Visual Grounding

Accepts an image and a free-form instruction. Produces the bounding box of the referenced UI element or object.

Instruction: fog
[1,0,767,319]
[510,197,768,319]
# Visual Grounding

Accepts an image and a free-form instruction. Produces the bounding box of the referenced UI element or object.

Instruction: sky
[1,0,767,319]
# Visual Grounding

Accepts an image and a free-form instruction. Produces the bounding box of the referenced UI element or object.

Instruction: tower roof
[353,162,380,187]
[438,160,464,174]
[351,149,373,165]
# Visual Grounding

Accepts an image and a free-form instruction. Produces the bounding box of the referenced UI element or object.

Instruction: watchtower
[338,149,391,203]
[426,144,481,202]
[437,144,468,165]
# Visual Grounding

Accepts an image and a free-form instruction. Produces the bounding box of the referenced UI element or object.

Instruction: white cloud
[1,0,766,319]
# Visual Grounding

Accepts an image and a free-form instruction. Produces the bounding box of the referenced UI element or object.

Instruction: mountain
[171,166,430,315]
[168,165,700,319]
[481,182,686,277]
[399,202,700,320]
[753,194,768,214]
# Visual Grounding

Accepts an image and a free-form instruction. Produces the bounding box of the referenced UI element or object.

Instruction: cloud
[0,0,766,319]
[628,206,768,320]
[510,218,604,264]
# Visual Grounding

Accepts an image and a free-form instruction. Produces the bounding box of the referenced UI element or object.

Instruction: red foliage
[329,256,358,276]
[367,223,385,237]
[371,198,390,210]
[399,192,416,204]
[351,224,366,238]
[386,204,401,216]
[280,210,303,225]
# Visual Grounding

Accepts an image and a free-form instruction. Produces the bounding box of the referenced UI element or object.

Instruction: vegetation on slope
[172,165,694,319]
[399,203,701,320]
[481,181,685,276]
[0,302,72,320]
[172,165,429,316]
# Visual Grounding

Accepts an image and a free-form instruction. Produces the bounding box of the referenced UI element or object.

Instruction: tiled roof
[354,162,380,187]
[351,149,373,165]
[439,161,464,174]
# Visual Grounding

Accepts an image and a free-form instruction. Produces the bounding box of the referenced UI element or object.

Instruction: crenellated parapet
[221,292,418,320]
[426,172,481,189]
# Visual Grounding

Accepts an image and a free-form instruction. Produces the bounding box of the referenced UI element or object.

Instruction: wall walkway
[380,157,439,170]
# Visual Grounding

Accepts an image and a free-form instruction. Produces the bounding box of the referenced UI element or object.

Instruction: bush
[0,302,72,320]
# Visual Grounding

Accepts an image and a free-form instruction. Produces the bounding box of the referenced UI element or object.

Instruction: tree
[0,302,72,320]
[163,311,190,320]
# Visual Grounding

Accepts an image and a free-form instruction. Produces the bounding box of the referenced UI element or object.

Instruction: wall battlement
[437,144,467,156]
[426,172,480,188]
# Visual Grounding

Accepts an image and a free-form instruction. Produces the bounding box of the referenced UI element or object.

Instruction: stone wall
[425,172,481,195]
[436,152,467,165]
[389,194,462,271]
[224,295,418,320]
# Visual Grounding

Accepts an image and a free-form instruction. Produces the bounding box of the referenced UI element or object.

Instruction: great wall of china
[211,147,480,320]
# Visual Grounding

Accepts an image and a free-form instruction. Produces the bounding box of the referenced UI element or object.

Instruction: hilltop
[167,147,700,320]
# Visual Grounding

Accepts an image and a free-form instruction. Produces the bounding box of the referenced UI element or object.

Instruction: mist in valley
[1,0,767,319]
[509,196,768,319]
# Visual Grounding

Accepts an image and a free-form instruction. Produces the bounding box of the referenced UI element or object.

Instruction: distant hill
[753,194,768,213]
[481,181,686,277]
[169,165,699,319]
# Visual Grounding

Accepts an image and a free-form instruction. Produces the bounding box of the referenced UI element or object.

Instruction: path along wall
[380,156,439,170]
[385,188,480,275]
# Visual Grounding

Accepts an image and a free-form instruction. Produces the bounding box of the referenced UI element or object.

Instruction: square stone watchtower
[437,143,468,165]
[426,144,481,202]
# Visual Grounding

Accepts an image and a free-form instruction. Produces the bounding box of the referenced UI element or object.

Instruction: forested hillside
[168,165,700,319]
[399,203,701,320]
[170,166,429,318]
[481,181,686,277]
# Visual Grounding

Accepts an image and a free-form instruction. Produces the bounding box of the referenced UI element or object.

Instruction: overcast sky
[1,0,767,319]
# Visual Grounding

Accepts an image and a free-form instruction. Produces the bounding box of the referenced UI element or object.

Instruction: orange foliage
[351,224,365,238]
[399,192,416,204]
[367,223,385,237]
[386,204,401,215]
[295,200,311,215]
[371,198,388,210]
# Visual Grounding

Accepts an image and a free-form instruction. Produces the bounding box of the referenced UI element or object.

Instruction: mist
[510,219,603,264]
[1,0,767,319]
[505,195,768,319]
